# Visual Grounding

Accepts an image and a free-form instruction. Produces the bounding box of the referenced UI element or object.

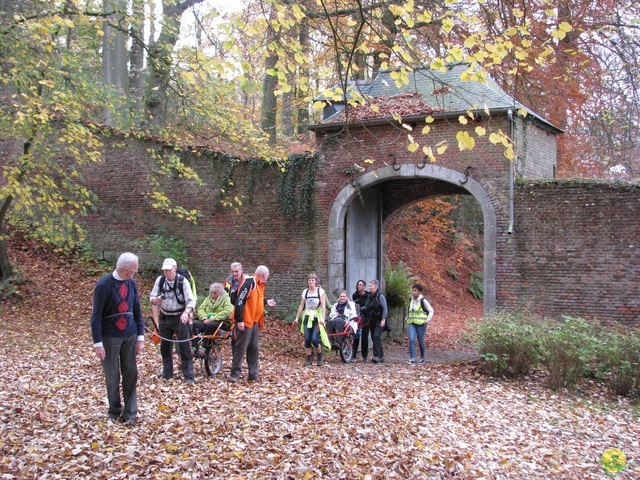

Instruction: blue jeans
[304,322,320,349]
[408,323,427,360]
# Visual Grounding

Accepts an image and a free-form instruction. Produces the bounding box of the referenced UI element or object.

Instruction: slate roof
[309,63,562,133]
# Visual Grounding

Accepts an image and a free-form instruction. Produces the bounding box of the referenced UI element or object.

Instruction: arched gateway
[310,64,560,316]
[326,163,497,315]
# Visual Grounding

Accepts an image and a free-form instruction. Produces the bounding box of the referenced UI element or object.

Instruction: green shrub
[383,259,417,309]
[468,272,483,299]
[540,316,599,391]
[596,328,640,397]
[468,310,543,377]
[0,268,27,300]
[134,229,189,277]
[469,310,640,397]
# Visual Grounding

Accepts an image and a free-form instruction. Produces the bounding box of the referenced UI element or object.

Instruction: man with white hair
[91,252,144,426]
[229,265,276,383]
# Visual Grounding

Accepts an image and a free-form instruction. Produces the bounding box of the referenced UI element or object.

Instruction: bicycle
[326,315,363,363]
[192,319,235,376]
[146,315,235,377]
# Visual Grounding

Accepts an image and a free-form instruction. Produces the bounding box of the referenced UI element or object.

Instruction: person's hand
[180,311,191,324]
[136,341,144,354]
[237,321,245,331]
[267,299,276,307]
[95,346,105,361]
[380,319,386,327]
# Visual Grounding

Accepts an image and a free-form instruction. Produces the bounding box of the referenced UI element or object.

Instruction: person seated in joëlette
[192,283,234,355]
[327,290,359,348]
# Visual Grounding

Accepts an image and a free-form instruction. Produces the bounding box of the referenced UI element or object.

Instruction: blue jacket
[91,272,144,345]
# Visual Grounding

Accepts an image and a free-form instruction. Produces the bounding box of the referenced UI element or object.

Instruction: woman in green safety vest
[406,283,434,365]
[293,273,327,367]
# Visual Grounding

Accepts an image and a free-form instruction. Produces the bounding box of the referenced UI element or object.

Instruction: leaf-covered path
[1,240,638,479]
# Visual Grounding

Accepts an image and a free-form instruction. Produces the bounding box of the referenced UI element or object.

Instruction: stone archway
[327,163,496,316]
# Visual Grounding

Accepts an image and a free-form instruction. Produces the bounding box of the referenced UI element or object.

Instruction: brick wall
[498,180,640,326]
[75,138,324,313]
[3,124,639,327]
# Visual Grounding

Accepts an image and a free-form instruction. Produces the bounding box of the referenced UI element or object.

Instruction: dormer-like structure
[309,63,563,313]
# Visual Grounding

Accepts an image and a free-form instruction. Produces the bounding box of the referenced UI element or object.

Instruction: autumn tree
[0,3,106,279]
[0,1,282,281]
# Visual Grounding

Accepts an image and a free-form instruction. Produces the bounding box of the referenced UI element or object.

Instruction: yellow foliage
[456,131,475,150]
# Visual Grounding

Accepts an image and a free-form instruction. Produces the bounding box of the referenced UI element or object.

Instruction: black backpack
[159,267,195,305]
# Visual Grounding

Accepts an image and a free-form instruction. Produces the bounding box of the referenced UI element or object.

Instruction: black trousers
[352,322,370,359]
[159,314,194,381]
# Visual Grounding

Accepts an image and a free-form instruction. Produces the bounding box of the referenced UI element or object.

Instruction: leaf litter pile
[1,238,639,479]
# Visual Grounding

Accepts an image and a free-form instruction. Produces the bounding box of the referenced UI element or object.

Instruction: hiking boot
[304,354,313,366]
[122,418,136,427]
[317,353,324,366]
[372,357,380,364]
[228,375,239,383]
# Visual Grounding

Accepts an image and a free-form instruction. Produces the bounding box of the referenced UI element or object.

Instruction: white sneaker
[406,358,415,365]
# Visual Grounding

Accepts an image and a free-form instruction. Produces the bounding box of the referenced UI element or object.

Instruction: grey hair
[368,278,380,289]
[116,252,138,269]
[256,265,269,276]
[210,282,225,294]
[230,262,243,270]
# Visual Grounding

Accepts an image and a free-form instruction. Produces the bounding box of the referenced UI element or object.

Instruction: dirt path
[348,335,479,365]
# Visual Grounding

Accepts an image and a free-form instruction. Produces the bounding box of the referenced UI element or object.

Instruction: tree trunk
[261,45,279,144]
[296,19,310,136]
[0,197,14,281]
[102,0,129,126]
[128,0,145,120]
[281,87,294,138]
[145,0,206,128]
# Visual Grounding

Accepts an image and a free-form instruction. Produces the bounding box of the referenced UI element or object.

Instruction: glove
[206,313,213,319]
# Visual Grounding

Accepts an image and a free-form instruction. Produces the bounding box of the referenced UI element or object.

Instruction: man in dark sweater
[91,252,145,426]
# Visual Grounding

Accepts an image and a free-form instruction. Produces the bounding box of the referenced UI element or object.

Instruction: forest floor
[384,211,485,356]
[1,234,639,479]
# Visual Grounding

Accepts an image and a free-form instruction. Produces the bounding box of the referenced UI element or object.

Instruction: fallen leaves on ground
[1,237,639,479]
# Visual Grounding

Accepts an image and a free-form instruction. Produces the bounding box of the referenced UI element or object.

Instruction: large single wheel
[340,333,355,363]
[204,343,222,376]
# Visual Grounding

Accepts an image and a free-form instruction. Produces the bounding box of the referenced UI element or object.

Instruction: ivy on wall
[195,150,320,225]
[276,153,319,225]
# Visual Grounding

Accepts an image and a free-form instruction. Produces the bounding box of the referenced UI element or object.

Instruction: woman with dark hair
[351,279,370,362]
[406,283,434,364]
